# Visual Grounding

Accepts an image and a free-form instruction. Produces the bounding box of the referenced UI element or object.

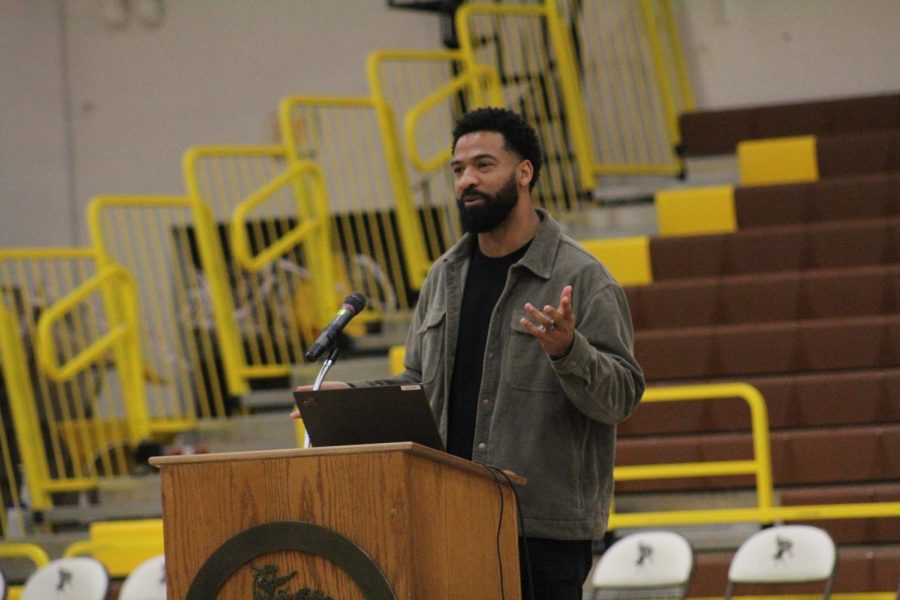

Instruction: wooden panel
[154,445,521,599]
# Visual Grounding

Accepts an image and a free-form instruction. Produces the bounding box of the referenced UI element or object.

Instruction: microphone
[305,293,367,362]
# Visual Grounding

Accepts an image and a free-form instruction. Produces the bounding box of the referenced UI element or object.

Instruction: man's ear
[518,160,534,188]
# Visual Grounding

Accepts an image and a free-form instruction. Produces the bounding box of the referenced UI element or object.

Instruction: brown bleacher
[649,217,900,280]
[733,173,900,229]
[817,128,900,178]
[678,92,900,156]
[618,369,900,436]
[627,265,900,330]
[689,545,900,597]
[617,156,899,593]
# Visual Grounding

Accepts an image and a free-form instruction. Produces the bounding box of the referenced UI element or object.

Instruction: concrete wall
[1,0,898,248]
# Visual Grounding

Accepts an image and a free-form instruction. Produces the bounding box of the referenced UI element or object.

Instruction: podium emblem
[186,521,396,599]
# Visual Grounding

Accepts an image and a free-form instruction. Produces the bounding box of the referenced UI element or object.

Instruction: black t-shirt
[446,241,531,460]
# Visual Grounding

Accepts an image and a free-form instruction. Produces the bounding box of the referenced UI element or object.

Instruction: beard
[456,174,519,234]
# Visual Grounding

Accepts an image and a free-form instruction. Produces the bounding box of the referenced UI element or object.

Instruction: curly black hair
[452,107,543,189]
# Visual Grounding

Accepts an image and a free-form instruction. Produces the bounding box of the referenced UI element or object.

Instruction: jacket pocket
[415,307,446,387]
[502,314,563,393]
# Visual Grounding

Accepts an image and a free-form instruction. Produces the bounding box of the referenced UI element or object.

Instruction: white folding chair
[20,556,108,600]
[590,530,694,599]
[724,525,837,599]
[118,554,167,600]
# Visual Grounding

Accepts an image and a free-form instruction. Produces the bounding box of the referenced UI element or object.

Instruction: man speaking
[297,108,644,599]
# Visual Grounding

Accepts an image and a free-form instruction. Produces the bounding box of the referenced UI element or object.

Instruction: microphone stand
[302,345,341,449]
[312,345,341,391]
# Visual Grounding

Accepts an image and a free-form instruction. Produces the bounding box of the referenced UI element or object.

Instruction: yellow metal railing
[367,49,498,263]
[556,0,692,176]
[403,64,504,174]
[610,382,772,528]
[0,248,104,508]
[184,145,332,380]
[279,96,428,315]
[609,383,900,529]
[36,264,149,445]
[455,1,588,214]
[458,0,693,181]
[0,301,49,515]
[88,195,242,419]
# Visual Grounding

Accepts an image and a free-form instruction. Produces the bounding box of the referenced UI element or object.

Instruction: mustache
[460,189,491,202]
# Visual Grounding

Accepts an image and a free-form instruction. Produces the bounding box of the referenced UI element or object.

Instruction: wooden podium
[150,442,522,599]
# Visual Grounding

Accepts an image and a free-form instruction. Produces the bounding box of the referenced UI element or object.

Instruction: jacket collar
[444,208,560,280]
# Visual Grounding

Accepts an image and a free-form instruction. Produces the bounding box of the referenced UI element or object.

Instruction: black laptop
[293,384,444,451]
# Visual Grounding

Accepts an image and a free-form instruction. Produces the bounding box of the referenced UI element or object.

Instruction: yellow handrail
[89,194,250,400]
[456,1,599,191]
[35,264,150,443]
[0,542,50,567]
[610,383,900,530]
[366,48,469,107]
[614,383,774,516]
[403,64,504,174]
[230,160,328,272]
[35,266,134,382]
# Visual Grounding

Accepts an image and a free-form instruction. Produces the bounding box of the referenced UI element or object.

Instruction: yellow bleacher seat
[580,236,653,286]
[655,186,737,236]
[737,135,819,186]
[64,518,164,579]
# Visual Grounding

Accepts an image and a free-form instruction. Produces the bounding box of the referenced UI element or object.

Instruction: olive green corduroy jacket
[356,209,644,540]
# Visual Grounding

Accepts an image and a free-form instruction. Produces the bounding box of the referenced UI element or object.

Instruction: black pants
[519,537,593,600]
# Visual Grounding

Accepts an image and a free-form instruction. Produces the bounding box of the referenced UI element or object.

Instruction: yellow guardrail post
[0,303,54,510]
[372,98,431,290]
[660,0,695,112]
[189,196,250,397]
[36,264,150,445]
[403,65,504,174]
[639,0,683,152]
[543,0,599,190]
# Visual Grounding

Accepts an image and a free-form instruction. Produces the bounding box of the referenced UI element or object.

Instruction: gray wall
[1,0,899,248]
